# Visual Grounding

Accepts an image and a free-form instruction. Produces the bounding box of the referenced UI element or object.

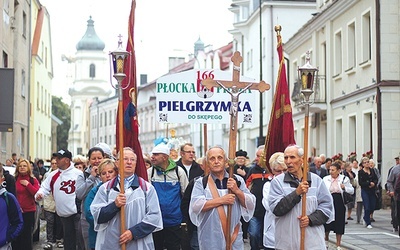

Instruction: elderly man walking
[90,147,163,249]
[190,146,256,250]
[269,145,334,250]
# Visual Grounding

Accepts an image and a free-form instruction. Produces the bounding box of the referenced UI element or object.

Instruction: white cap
[95,142,112,157]
[151,144,170,155]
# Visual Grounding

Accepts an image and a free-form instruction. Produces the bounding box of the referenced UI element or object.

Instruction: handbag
[343,190,354,205]
[342,176,354,205]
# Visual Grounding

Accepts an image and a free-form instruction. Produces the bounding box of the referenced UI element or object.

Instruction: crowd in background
[1,144,399,250]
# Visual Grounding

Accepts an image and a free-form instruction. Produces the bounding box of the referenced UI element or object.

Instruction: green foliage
[52,96,70,149]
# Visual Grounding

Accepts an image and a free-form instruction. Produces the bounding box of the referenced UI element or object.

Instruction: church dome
[76,16,105,51]
[194,36,204,55]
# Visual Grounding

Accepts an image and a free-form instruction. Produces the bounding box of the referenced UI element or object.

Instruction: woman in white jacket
[323,161,354,250]
[262,152,287,250]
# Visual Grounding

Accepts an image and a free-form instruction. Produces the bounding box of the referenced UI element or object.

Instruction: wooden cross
[201,51,270,250]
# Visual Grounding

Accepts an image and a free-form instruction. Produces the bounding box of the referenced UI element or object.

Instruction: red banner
[263,31,296,170]
[116,0,148,180]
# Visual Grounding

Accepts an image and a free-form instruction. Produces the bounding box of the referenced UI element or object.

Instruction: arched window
[90,63,96,78]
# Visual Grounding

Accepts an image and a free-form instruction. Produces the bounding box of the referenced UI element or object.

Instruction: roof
[76,16,105,51]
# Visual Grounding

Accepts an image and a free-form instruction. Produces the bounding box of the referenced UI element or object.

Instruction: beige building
[0,0,31,163]
[284,0,400,183]
[29,0,53,160]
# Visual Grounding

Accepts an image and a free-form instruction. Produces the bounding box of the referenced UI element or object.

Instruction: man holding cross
[189,146,255,249]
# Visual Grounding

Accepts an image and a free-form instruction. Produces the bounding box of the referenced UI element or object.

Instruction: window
[44,90,47,114]
[262,37,266,58]
[363,112,373,151]
[349,115,356,152]
[334,31,342,76]
[90,64,96,78]
[2,51,8,67]
[109,110,112,125]
[22,12,27,38]
[0,132,6,151]
[100,113,103,127]
[21,70,26,98]
[21,128,25,154]
[41,86,44,111]
[36,82,40,109]
[48,93,51,115]
[347,22,356,70]
[41,41,44,60]
[104,112,107,127]
[361,11,371,63]
[3,0,9,15]
[45,47,48,68]
[335,118,342,154]
[246,49,253,70]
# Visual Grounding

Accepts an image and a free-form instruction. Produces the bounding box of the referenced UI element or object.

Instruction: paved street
[243,208,399,250]
[326,208,400,250]
[34,208,399,250]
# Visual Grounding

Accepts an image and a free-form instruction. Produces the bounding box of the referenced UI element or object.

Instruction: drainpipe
[375,0,382,173]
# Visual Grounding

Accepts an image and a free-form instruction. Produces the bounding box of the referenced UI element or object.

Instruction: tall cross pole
[202,51,270,250]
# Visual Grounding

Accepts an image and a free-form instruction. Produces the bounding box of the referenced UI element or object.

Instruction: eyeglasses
[182,150,195,154]
[123,157,137,162]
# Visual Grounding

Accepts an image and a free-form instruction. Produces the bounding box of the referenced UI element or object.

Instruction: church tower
[68,16,112,156]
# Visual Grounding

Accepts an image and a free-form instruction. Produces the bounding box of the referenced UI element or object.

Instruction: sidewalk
[243,208,399,250]
[326,208,400,250]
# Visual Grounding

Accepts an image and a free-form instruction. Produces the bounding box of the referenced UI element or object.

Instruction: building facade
[284,0,399,184]
[0,0,31,163]
[229,0,318,158]
[29,0,53,160]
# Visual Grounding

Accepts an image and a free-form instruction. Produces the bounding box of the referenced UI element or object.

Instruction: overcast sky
[40,0,234,104]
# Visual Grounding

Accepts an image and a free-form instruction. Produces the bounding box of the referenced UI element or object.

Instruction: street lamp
[109,36,130,250]
[297,51,318,250]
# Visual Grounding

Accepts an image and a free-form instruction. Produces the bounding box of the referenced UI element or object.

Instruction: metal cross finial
[118,34,123,48]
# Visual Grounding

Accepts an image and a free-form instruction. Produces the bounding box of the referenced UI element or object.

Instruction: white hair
[285,144,304,157]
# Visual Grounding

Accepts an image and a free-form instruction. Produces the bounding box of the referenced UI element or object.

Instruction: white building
[229,0,318,158]
[68,17,112,156]
[284,0,400,184]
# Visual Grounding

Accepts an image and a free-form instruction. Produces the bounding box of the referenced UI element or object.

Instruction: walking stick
[300,113,309,250]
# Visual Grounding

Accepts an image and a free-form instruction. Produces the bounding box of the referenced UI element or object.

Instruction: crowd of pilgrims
[1,142,397,250]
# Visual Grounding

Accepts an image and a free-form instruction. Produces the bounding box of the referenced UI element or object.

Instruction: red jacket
[15,175,40,213]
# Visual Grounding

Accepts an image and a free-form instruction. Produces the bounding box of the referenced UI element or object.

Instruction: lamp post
[298,51,318,250]
[110,36,130,250]
[258,0,264,146]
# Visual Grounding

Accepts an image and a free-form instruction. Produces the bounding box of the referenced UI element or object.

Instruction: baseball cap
[152,144,170,155]
[395,156,399,160]
[53,149,72,160]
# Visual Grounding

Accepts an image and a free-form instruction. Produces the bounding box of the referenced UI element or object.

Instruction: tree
[52,96,70,150]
